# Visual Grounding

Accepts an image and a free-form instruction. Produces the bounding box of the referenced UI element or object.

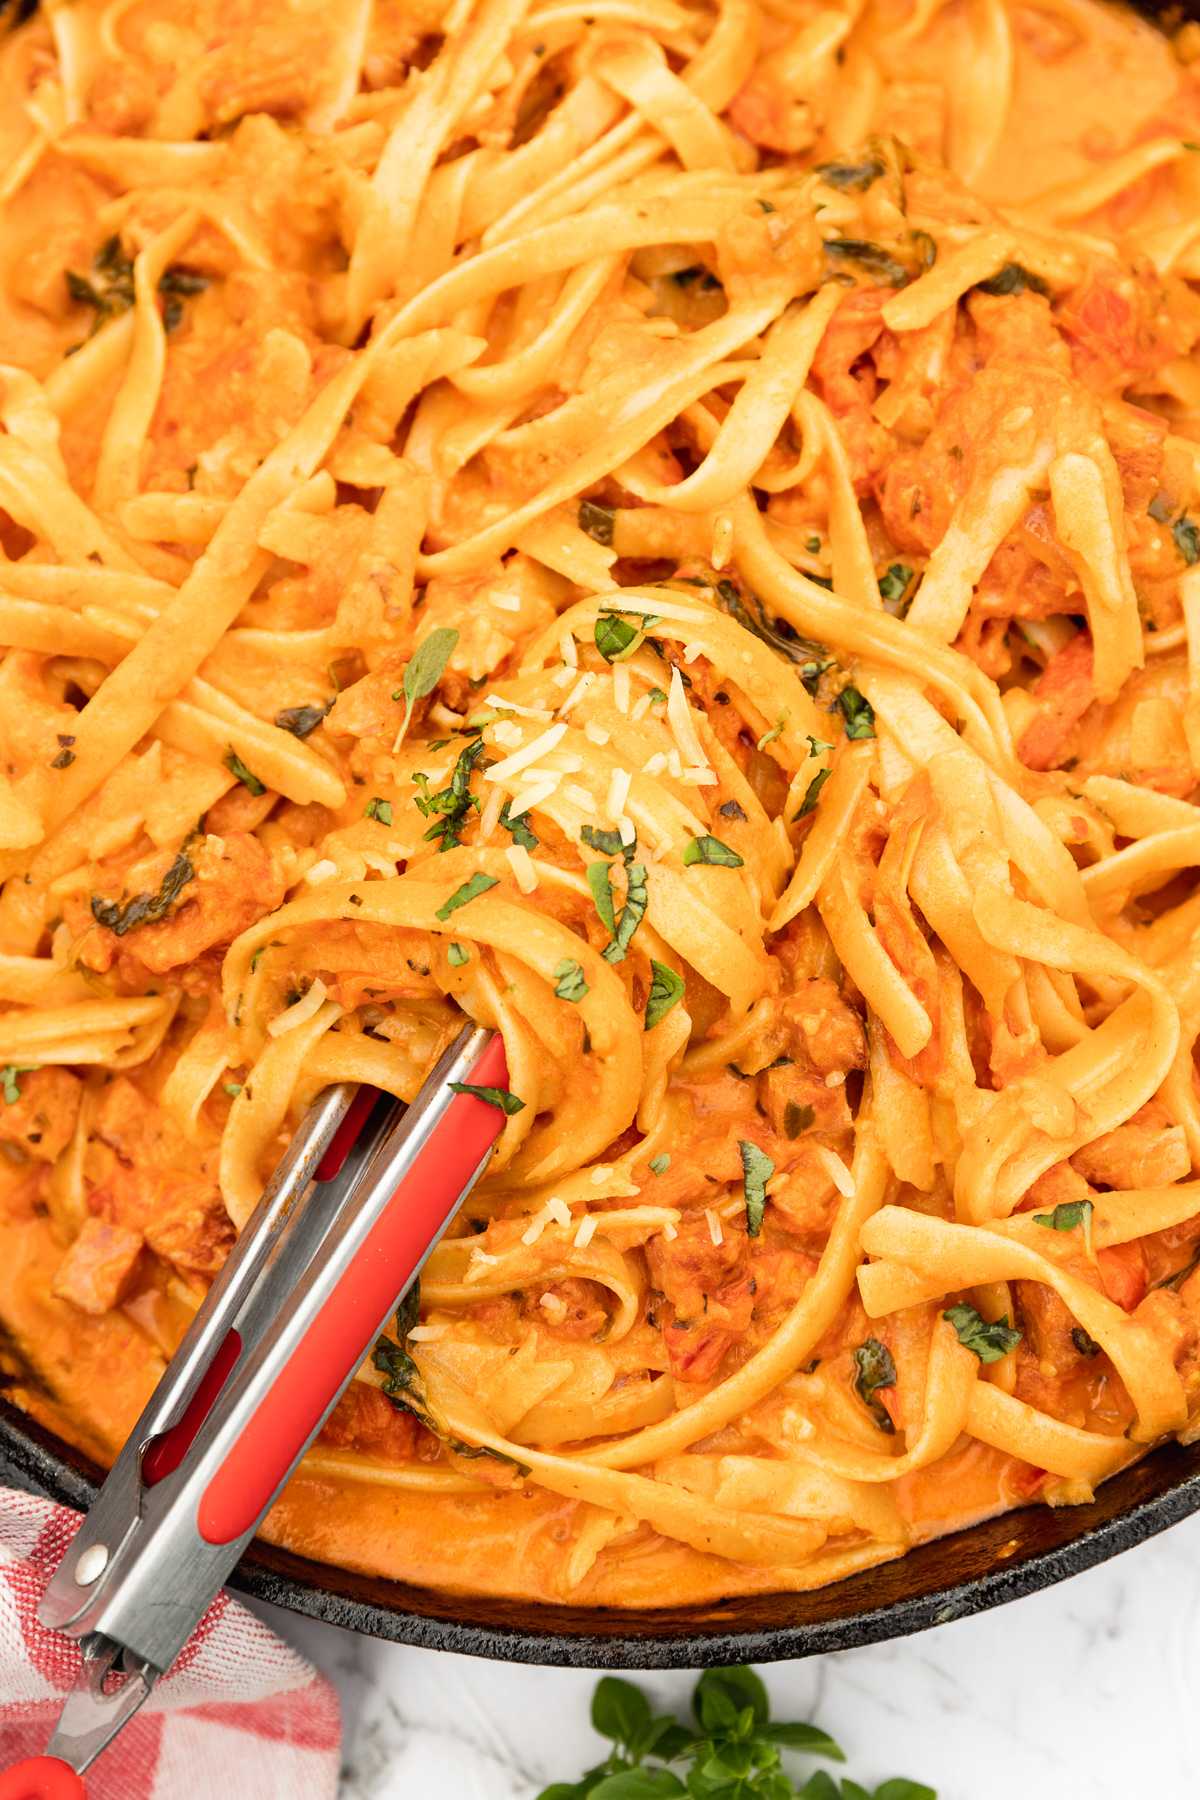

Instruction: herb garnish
[447,942,469,967]
[796,767,831,820]
[224,750,265,796]
[719,799,747,822]
[274,702,331,738]
[645,960,685,1029]
[553,958,589,1003]
[364,797,393,826]
[584,827,647,964]
[739,1141,774,1237]
[1,1065,40,1106]
[878,564,913,604]
[854,1337,898,1434]
[373,1285,527,1472]
[682,835,743,868]
[977,262,1050,298]
[835,687,875,739]
[784,1100,814,1139]
[1173,517,1200,565]
[435,871,498,921]
[500,799,538,851]
[397,627,459,743]
[413,737,487,850]
[536,1666,932,1800]
[1032,1198,1094,1255]
[943,1302,1022,1363]
[579,499,616,545]
[91,850,194,937]
[448,1081,526,1115]
[649,1153,671,1176]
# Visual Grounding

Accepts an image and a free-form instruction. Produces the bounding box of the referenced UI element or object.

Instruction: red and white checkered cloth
[0,1488,341,1799]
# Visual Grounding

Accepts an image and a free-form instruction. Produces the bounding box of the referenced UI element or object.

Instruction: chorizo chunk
[51,1219,144,1317]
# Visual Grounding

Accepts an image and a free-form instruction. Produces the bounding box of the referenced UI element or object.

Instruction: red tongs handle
[196,1033,511,1544]
[0,1758,86,1800]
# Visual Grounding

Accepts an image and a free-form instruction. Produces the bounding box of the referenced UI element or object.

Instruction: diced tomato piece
[1018,631,1095,771]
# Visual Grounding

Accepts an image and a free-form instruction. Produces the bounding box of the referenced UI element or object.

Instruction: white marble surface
[242,1507,1200,1798]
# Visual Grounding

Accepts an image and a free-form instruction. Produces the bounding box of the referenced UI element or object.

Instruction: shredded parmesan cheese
[613,663,630,713]
[662,1219,678,1240]
[584,720,610,745]
[268,978,328,1037]
[667,748,682,779]
[591,1164,614,1185]
[489,591,521,611]
[814,1144,856,1196]
[574,1214,598,1248]
[667,665,710,776]
[491,720,523,748]
[408,1323,451,1342]
[477,781,505,840]
[558,671,596,716]
[565,783,596,812]
[485,694,551,719]
[606,767,631,820]
[618,815,635,845]
[551,664,576,688]
[305,859,336,885]
[560,632,578,668]
[631,695,651,722]
[505,843,538,892]
[539,1290,568,1322]
[682,641,703,664]
[547,1197,572,1227]
[705,1207,724,1246]
[361,852,397,876]
[509,776,559,814]
[485,721,568,782]
[522,1205,552,1244]
[643,751,667,776]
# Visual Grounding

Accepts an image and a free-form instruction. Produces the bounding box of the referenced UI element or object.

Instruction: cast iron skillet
[3,1392,1200,1668]
[5,0,1200,1675]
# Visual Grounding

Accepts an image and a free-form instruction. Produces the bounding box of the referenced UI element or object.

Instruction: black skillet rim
[3,1397,1200,1668]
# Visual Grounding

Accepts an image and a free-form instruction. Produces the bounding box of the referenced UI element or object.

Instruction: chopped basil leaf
[854,1336,898,1434]
[739,1140,774,1236]
[649,1153,670,1176]
[796,766,831,820]
[816,154,886,192]
[595,613,640,662]
[91,850,194,937]
[224,750,265,795]
[806,536,821,554]
[1033,1197,1094,1255]
[977,260,1051,299]
[836,686,875,739]
[364,797,393,826]
[500,800,538,851]
[823,238,910,286]
[757,712,787,751]
[648,686,668,704]
[578,498,616,545]
[718,799,747,821]
[553,957,588,1003]
[783,1100,814,1138]
[435,871,498,920]
[415,737,486,850]
[878,563,913,604]
[587,861,618,938]
[448,1080,526,1115]
[682,835,743,868]
[274,701,331,738]
[1148,490,1174,524]
[806,734,834,757]
[222,1082,243,1099]
[582,824,629,861]
[943,1301,1022,1363]
[1174,517,1200,565]
[645,960,685,1029]
[447,941,469,967]
[400,627,459,738]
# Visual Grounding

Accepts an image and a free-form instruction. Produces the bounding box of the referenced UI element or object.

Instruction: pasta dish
[3,0,1200,1610]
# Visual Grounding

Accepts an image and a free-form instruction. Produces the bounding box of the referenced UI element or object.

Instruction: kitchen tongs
[0,1023,509,1799]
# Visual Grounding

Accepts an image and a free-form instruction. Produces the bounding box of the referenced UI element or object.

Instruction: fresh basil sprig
[397,626,459,742]
[536,1667,933,1800]
[739,1141,775,1237]
[1032,1197,1094,1255]
[645,960,685,1029]
[943,1302,1022,1363]
[447,1081,525,1115]
[554,958,589,1003]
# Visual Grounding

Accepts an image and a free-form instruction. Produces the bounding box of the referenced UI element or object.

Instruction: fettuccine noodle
[2,0,1200,1609]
